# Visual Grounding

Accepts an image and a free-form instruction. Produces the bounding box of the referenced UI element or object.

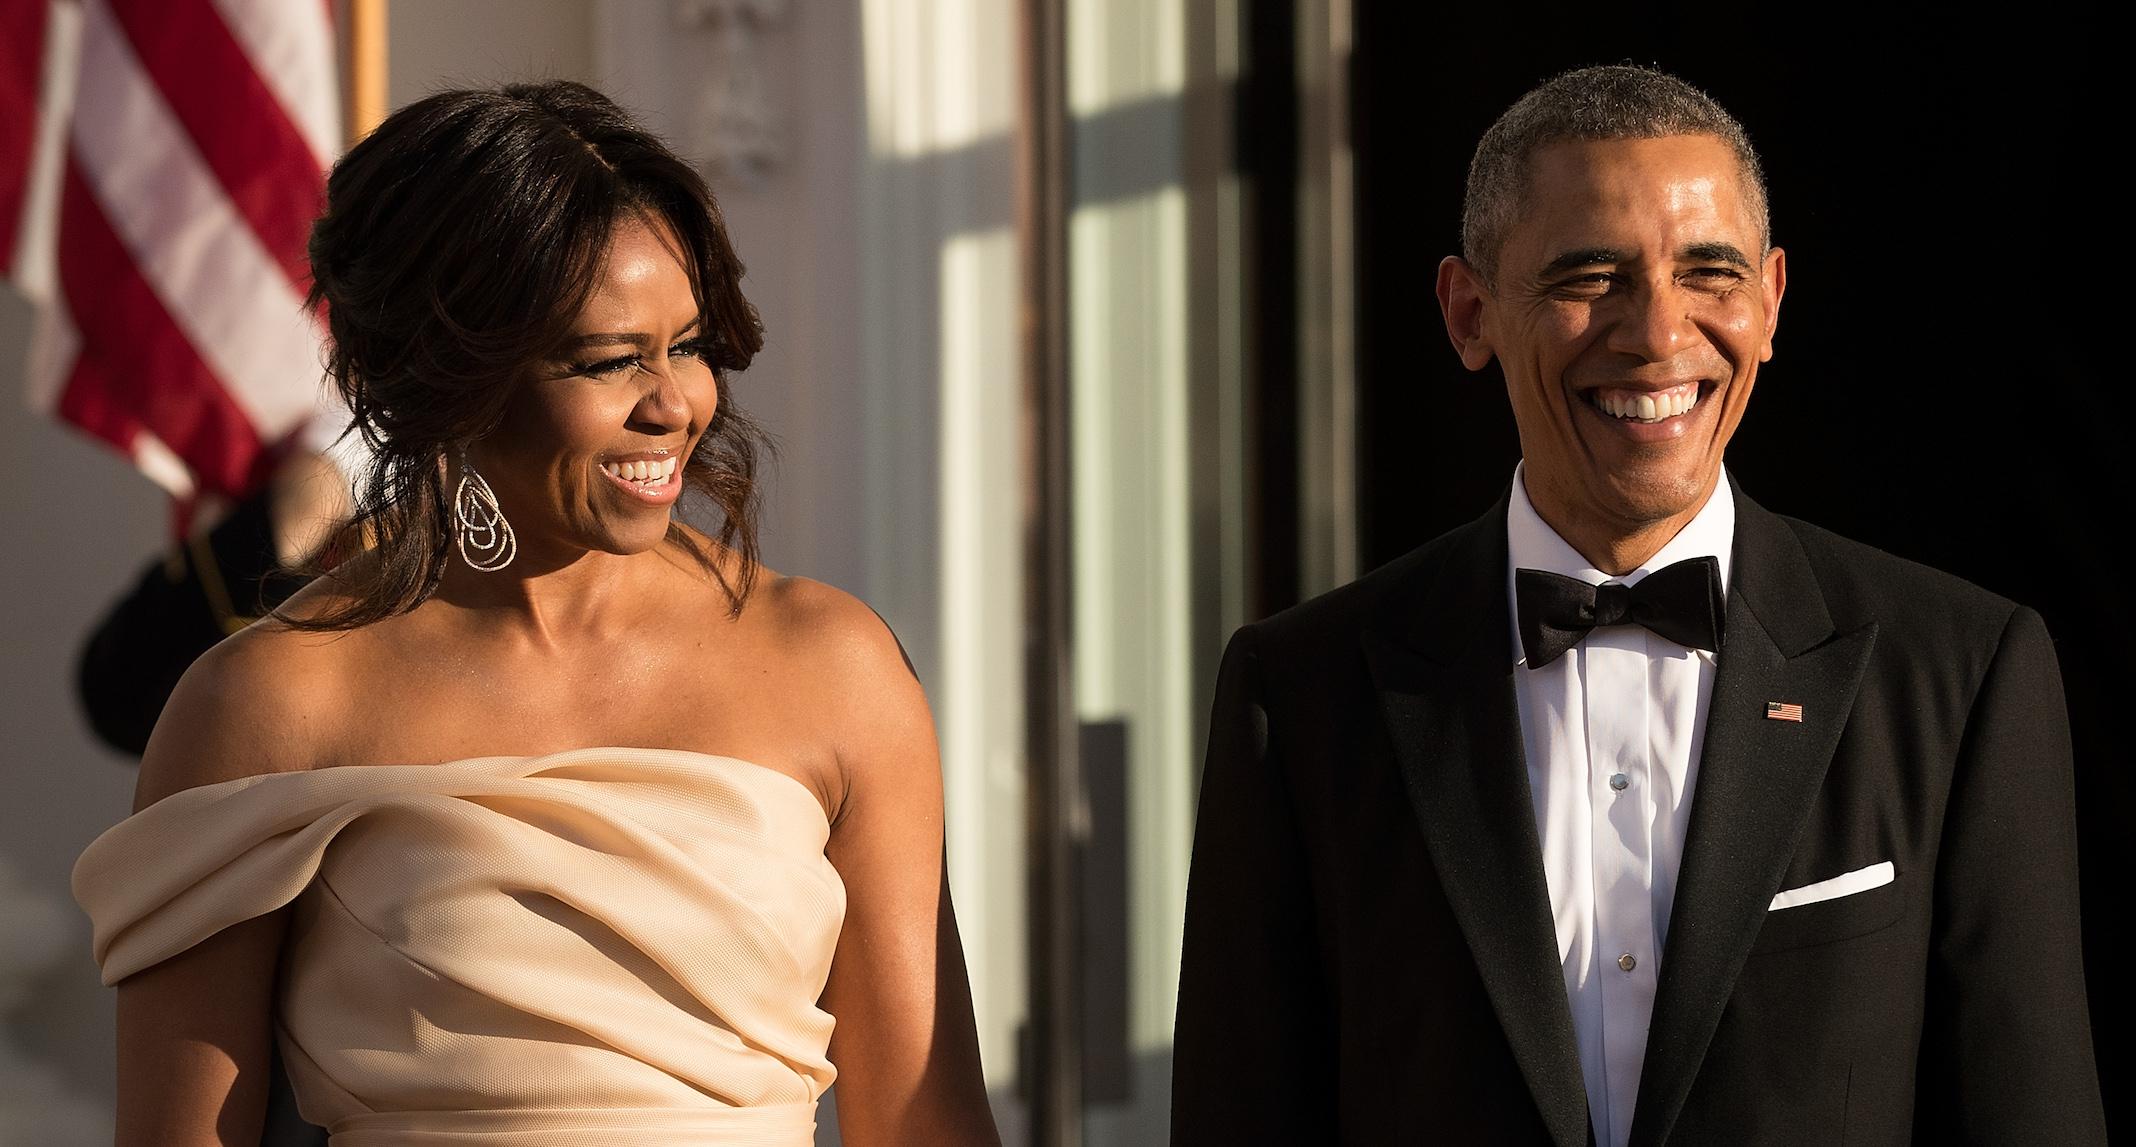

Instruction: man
[1172,65,2104,1146]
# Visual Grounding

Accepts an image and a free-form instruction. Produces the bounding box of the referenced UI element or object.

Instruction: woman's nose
[634,362,692,429]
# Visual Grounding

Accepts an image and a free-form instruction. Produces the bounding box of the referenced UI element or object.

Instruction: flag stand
[346,0,386,146]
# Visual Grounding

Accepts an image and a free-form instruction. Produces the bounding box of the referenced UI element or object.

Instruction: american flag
[1766,701,1804,722]
[1,0,342,507]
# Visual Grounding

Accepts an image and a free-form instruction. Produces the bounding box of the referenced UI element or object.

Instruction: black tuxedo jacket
[1173,485,2105,1145]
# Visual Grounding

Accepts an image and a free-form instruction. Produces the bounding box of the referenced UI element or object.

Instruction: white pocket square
[1768,861,1895,911]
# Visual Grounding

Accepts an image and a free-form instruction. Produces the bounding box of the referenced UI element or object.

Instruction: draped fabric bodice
[72,748,846,1145]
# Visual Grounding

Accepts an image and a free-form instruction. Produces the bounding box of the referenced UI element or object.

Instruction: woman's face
[473,213,717,560]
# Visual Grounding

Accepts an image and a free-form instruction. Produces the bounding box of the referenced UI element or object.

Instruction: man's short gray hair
[1462,64,1769,285]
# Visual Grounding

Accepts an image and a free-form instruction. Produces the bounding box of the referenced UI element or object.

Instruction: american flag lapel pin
[1766,701,1804,722]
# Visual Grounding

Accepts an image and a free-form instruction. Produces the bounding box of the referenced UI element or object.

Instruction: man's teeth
[600,457,679,484]
[1591,387,1700,422]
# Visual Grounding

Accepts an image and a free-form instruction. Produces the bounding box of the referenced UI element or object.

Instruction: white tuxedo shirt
[1504,465,1735,1147]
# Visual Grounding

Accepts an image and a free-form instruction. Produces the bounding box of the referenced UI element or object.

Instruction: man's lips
[1579,380,1708,423]
[1573,380,1715,442]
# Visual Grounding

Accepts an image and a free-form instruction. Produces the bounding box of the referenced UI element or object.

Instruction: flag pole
[338,0,386,560]
[346,0,386,145]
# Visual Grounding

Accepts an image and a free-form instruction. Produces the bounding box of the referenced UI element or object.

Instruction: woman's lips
[598,455,683,504]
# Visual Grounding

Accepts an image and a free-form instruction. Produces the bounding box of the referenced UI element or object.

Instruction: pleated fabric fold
[74,748,845,1145]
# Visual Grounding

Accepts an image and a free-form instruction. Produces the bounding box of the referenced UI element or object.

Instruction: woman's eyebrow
[560,323,701,350]
[562,331,649,350]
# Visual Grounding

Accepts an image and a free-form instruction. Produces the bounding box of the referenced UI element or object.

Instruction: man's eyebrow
[1682,242,1754,268]
[1537,248,1630,278]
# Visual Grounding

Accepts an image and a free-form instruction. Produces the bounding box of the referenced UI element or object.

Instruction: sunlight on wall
[1069,185,1193,1058]
[858,4,1238,1140]
[857,0,1027,1112]
[1067,0,1186,118]
[935,224,1029,1092]
[861,0,1016,159]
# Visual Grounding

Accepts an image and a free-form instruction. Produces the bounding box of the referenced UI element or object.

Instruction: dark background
[1340,1,2127,1132]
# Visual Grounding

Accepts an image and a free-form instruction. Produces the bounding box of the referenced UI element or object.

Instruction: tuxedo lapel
[1627,490,1879,1147]
[1363,496,1590,1147]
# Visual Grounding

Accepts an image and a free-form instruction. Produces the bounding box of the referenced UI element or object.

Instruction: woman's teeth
[600,457,679,484]
[1590,385,1701,423]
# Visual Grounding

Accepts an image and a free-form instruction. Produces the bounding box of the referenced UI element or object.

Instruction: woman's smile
[597,451,685,505]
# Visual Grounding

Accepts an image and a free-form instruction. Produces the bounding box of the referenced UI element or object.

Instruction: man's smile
[1572,378,1718,444]
[1581,380,1705,422]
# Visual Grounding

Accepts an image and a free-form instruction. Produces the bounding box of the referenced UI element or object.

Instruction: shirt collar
[1506,462,1736,595]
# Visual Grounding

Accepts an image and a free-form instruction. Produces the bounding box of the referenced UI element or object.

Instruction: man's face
[1448,134,1784,542]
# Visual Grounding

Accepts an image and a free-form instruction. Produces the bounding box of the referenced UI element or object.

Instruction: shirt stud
[1609,772,1629,792]
[1618,953,1637,972]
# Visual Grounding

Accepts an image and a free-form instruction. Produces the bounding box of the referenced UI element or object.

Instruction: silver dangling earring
[453,458,517,572]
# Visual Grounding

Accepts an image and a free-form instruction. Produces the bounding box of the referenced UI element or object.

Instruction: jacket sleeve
[1913,605,2105,1142]
[1172,625,1335,1142]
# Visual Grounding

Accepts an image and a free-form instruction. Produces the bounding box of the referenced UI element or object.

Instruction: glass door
[1061,1,1249,1141]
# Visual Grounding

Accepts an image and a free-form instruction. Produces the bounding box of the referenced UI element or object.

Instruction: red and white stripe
[3,0,339,503]
[0,0,54,275]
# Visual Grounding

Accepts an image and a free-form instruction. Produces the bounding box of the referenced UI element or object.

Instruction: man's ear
[1436,256,1497,371]
[1758,245,1786,363]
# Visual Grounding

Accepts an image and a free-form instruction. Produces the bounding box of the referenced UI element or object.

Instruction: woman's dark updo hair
[297,80,768,629]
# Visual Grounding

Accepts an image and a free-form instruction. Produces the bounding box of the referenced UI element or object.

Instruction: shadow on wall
[0,854,108,1142]
[0,285,163,1132]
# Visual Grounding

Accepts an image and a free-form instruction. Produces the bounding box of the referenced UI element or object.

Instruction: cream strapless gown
[72,748,846,1146]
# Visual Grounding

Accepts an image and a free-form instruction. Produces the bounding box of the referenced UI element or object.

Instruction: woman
[73,82,999,1147]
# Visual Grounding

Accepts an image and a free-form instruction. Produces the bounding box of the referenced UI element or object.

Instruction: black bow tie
[1515,556,1724,669]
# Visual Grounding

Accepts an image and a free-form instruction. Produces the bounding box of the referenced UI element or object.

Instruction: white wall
[588,0,875,598]
[0,284,162,1129]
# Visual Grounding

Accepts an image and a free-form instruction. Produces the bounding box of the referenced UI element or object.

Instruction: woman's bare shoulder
[747,573,936,806]
[133,579,372,811]
[658,529,908,672]
[753,573,919,692]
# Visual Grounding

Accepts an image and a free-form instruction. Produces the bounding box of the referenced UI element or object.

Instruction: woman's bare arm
[116,912,289,1147]
[114,629,333,1147]
[790,584,999,1146]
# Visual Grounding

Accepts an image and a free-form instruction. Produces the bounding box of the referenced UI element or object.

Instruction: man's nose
[1604,281,1696,361]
